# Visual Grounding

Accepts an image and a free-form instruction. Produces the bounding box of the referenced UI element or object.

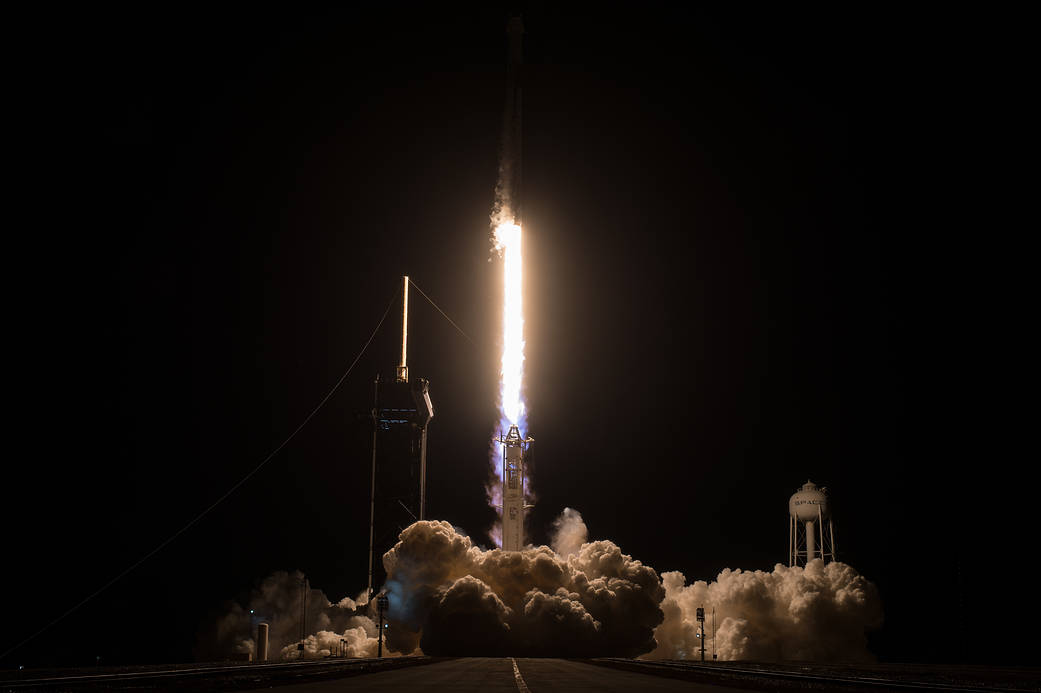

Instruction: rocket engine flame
[488,218,528,545]
[493,220,526,434]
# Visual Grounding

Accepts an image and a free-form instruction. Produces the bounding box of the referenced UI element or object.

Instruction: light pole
[297,577,308,659]
[696,607,706,662]
[377,593,389,658]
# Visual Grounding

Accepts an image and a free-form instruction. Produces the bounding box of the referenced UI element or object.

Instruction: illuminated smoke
[550,506,588,558]
[203,518,881,662]
[280,624,391,660]
[375,512,880,661]
[196,570,407,660]
[379,515,664,657]
[647,562,883,661]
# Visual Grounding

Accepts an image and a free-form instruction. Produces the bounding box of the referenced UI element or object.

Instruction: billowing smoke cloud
[202,511,881,662]
[196,570,403,660]
[550,507,588,557]
[380,516,665,657]
[279,622,379,660]
[648,562,883,661]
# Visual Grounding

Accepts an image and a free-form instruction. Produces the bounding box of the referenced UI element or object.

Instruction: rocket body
[502,443,524,551]
[499,424,531,551]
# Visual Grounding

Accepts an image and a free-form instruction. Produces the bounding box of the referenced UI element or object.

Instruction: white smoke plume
[196,570,396,661]
[279,621,390,660]
[203,511,881,662]
[550,506,587,557]
[380,515,665,657]
[647,561,883,661]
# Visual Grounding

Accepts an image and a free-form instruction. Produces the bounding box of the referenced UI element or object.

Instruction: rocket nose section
[507,15,524,36]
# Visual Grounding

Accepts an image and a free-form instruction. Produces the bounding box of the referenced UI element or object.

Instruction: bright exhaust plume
[493,220,525,433]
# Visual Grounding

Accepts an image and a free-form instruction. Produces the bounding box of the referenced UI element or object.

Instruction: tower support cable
[1,287,400,662]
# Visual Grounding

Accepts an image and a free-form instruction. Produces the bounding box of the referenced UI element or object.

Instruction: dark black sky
[6,5,1033,669]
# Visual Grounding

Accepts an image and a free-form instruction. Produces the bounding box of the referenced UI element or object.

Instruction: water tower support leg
[789,515,794,566]
[806,520,815,562]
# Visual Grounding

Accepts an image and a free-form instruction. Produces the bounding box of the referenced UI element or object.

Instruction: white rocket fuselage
[499,424,530,552]
[502,444,524,551]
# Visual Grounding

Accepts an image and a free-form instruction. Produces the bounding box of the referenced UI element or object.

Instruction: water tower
[788,480,836,566]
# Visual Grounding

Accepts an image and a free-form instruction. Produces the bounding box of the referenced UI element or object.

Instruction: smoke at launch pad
[201,509,881,660]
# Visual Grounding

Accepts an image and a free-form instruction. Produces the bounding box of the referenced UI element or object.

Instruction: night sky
[6,6,1032,668]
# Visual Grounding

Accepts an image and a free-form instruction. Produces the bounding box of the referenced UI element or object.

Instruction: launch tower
[367,276,433,596]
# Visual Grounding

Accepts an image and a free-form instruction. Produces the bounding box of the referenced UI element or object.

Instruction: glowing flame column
[493,220,531,551]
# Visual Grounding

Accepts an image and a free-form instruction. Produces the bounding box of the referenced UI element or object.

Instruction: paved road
[271,657,760,692]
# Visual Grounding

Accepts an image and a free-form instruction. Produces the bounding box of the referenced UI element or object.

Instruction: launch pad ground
[2,657,1036,692]
[0,656,437,691]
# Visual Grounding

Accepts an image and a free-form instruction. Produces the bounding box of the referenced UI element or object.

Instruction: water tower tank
[789,480,829,522]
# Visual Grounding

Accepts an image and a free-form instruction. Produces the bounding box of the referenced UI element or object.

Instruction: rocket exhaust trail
[490,15,531,550]
[493,15,524,228]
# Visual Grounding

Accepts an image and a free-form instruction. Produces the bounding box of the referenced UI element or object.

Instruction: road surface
[271,657,759,693]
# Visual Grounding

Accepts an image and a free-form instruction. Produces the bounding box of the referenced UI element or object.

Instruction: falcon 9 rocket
[492,16,532,552]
